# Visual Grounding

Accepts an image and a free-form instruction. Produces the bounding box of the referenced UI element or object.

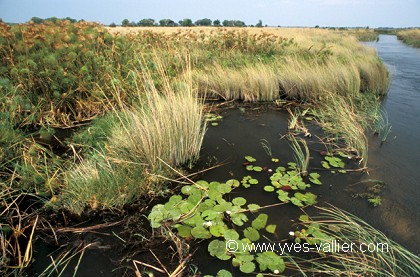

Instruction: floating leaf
[246,165,254,171]
[211,122,219,126]
[321,161,331,169]
[191,226,212,239]
[245,156,256,163]
[266,224,277,234]
[290,197,303,207]
[240,261,256,274]
[232,197,247,206]
[247,204,260,211]
[231,213,248,226]
[202,210,219,220]
[210,225,226,237]
[216,269,232,277]
[226,179,240,187]
[264,186,275,192]
[299,215,310,222]
[277,190,290,202]
[244,227,260,241]
[177,225,192,238]
[252,214,268,230]
[272,158,279,163]
[224,229,240,241]
[253,166,263,172]
[339,170,346,174]
[249,178,258,185]
[309,172,320,179]
[256,252,285,273]
[208,240,230,260]
[309,177,322,185]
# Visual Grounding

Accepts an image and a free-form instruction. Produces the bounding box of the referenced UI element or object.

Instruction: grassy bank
[397,29,420,48]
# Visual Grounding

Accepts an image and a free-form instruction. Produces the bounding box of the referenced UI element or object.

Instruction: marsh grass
[288,135,310,176]
[289,206,420,276]
[397,29,420,48]
[59,58,206,214]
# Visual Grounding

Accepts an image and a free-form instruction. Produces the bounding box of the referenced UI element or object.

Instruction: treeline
[29,16,83,24]
[114,18,265,27]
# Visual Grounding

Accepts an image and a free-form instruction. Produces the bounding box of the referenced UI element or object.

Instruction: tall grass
[289,206,420,276]
[397,29,420,48]
[288,135,310,176]
[59,59,206,214]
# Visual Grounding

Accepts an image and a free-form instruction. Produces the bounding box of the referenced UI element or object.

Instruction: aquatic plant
[288,135,310,176]
[290,206,420,276]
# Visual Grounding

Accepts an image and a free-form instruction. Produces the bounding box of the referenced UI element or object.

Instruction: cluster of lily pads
[147,154,331,275]
[205,113,223,126]
[321,152,348,174]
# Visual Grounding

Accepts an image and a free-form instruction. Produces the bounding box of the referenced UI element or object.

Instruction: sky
[1,0,419,28]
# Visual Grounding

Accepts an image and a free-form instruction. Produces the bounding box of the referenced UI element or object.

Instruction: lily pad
[232,197,247,206]
[208,239,230,260]
[247,204,260,211]
[191,226,212,239]
[240,261,256,274]
[244,227,260,241]
[245,156,257,163]
[216,270,232,277]
[252,214,268,230]
[226,179,240,188]
[253,166,263,172]
[266,224,277,234]
[264,186,275,192]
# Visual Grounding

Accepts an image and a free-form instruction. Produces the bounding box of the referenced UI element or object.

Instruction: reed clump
[397,29,420,48]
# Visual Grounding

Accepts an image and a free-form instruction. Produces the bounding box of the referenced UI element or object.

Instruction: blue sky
[1,0,419,28]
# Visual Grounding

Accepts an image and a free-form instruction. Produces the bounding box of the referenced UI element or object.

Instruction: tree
[179,18,193,27]
[195,18,212,26]
[222,20,246,27]
[256,20,263,27]
[213,19,221,26]
[138,18,155,26]
[109,22,117,27]
[121,19,130,27]
[30,17,44,24]
[159,19,177,27]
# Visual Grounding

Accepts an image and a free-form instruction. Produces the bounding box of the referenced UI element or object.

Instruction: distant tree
[179,18,193,27]
[45,17,59,23]
[0,18,3,23]
[195,18,212,26]
[121,19,130,27]
[222,20,230,27]
[129,21,136,27]
[256,19,263,27]
[159,19,177,27]
[65,17,77,23]
[315,25,320,28]
[109,22,117,27]
[30,17,44,24]
[137,18,155,26]
[213,19,221,26]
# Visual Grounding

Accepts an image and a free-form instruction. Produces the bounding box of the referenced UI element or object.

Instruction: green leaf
[266,224,277,234]
[244,227,260,241]
[271,158,279,163]
[246,165,254,171]
[309,177,322,185]
[231,213,248,226]
[256,252,285,273]
[291,197,304,207]
[249,178,258,185]
[177,225,192,238]
[309,172,320,179]
[202,210,219,220]
[245,156,256,162]
[208,240,230,260]
[224,229,240,241]
[321,161,331,169]
[253,166,263,172]
[216,269,232,277]
[299,215,310,222]
[211,122,219,126]
[277,190,290,202]
[252,214,268,230]
[247,204,260,211]
[210,225,226,237]
[191,226,212,239]
[226,179,240,188]
[232,197,247,206]
[339,170,346,174]
[264,186,275,192]
[240,261,256,273]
